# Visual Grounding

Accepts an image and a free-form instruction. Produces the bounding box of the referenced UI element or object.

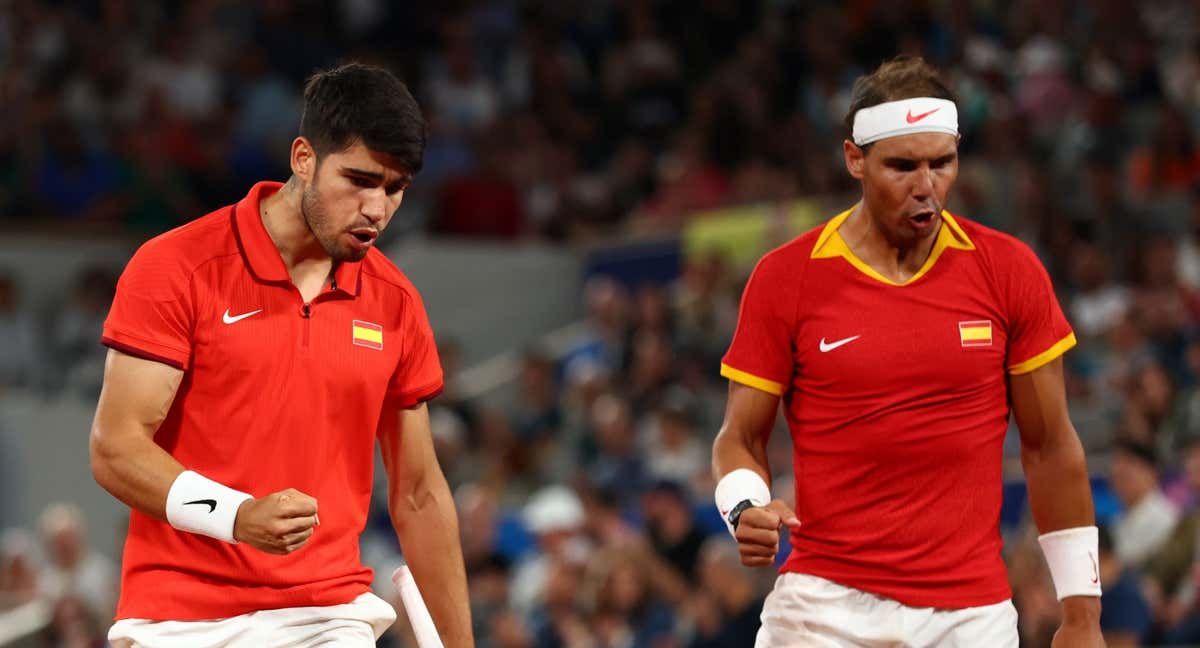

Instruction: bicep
[92,348,185,443]
[1010,357,1072,451]
[717,381,781,452]
[379,402,436,488]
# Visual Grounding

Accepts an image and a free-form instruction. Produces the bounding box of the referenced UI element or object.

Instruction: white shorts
[107,592,397,648]
[756,573,1017,648]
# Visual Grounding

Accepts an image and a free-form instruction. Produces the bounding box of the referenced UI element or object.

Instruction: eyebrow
[341,166,413,184]
[881,152,957,166]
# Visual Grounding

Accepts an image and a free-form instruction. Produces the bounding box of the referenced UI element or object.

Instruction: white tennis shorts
[107,592,397,648]
[756,573,1018,648]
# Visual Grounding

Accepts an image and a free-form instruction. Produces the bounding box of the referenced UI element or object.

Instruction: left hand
[1052,597,1105,647]
[1051,622,1104,647]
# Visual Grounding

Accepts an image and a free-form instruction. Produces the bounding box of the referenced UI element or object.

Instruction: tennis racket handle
[391,565,446,648]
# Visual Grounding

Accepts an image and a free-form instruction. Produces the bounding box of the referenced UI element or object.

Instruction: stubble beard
[301,182,367,262]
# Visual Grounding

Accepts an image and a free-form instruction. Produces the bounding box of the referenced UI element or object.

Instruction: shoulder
[361,248,425,301]
[120,208,239,294]
[951,213,1042,266]
[129,207,238,274]
[751,224,825,281]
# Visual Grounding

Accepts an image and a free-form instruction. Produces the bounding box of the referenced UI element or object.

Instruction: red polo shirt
[722,208,1074,608]
[102,181,443,620]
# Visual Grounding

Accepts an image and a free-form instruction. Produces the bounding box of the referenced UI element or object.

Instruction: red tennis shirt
[102,181,443,620]
[721,208,1075,608]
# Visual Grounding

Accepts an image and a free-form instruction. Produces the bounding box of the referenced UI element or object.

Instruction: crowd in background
[2,0,1200,646]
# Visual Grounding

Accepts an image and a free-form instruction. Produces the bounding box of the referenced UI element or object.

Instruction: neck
[840,201,939,283]
[260,177,332,274]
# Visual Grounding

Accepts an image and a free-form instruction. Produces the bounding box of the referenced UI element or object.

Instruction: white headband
[852,97,958,146]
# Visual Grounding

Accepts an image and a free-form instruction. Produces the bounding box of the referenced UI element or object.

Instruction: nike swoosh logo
[184,499,217,513]
[819,335,861,352]
[1089,551,1099,584]
[906,108,940,123]
[222,308,262,324]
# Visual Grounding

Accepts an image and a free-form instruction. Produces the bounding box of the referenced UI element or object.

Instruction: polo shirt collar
[811,205,975,286]
[232,181,363,296]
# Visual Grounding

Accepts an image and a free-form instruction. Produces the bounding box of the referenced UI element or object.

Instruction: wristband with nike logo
[715,468,772,539]
[165,470,253,544]
[1038,526,1102,600]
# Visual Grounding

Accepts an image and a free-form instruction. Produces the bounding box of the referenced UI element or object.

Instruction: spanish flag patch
[959,320,993,347]
[352,320,383,350]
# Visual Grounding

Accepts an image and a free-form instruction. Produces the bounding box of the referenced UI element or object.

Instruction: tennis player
[90,62,472,647]
[712,57,1103,647]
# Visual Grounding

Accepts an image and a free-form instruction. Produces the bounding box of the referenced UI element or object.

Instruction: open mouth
[349,229,378,244]
[911,211,935,224]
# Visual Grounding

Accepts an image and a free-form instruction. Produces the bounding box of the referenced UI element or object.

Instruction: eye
[385,180,410,195]
[348,176,375,188]
[890,160,917,172]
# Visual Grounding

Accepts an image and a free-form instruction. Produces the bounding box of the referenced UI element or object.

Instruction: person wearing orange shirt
[90,62,472,647]
[711,57,1103,647]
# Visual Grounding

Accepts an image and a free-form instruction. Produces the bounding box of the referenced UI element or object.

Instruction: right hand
[734,499,801,567]
[233,488,319,555]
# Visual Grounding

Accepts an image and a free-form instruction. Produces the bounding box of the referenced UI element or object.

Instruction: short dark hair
[299,62,426,174]
[844,56,957,134]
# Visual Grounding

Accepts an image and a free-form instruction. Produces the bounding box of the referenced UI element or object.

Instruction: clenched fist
[734,499,801,567]
[233,488,319,555]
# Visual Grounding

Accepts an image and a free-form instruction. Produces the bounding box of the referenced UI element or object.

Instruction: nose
[361,189,387,224]
[912,166,934,200]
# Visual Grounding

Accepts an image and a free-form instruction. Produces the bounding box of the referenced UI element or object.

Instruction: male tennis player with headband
[712,57,1103,646]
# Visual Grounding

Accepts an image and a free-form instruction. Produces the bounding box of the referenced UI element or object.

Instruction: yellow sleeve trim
[1008,332,1077,375]
[720,363,785,396]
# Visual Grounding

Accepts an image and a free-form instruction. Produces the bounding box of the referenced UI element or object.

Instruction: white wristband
[165,470,253,544]
[715,469,772,538]
[1038,526,1102,600]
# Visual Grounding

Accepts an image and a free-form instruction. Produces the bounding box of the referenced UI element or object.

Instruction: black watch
[727,499,757,530]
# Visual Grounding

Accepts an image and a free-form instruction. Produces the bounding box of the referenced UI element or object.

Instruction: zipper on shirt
[301,303,311,347]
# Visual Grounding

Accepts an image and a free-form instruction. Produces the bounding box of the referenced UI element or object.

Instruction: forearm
[1020,423,1094,533]
[390,470,473,648]
[90,423,184,521]
[1021,423,1100,621]
[712,422,773,483]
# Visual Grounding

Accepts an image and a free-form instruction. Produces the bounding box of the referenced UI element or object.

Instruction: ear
[843,139,866,180]
[291,137,317,183]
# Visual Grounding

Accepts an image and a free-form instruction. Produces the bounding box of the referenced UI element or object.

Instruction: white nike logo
[222,308,262,325]
[819,335,860,352]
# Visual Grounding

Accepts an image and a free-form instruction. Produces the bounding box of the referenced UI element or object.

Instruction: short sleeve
[102,242,195,369]
[1003,241,1075,374]
[720,252,798,396]
[386,289,443,407]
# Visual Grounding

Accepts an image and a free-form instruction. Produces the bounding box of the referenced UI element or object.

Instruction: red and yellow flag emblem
[352,320,383,350]
[959,320,992,347]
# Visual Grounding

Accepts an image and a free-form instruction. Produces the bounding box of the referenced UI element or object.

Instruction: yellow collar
[810,207,975,286]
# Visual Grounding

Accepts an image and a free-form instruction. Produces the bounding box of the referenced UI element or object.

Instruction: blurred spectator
[0,273,39,389]
[687,538,764,648]
[1109,439,1179,568]
[51,266,116,397]
[1097,523,1152,647]
[434,129,526,238]
[37,503,116,623]
[584,393,646,505]
[510,485,588,618]
[1146,436,1200,633]
[641,480,707,581]
[0,529,40,610]
[641,391,707,489]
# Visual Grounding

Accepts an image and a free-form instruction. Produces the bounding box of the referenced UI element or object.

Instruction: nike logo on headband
[906,108,941,124]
